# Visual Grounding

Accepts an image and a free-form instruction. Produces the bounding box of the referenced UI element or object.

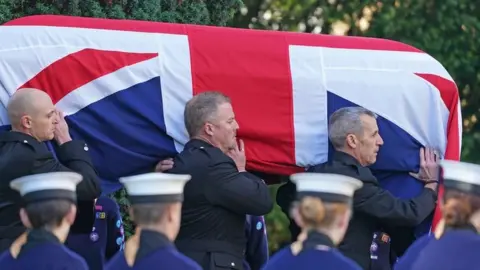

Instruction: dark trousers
[176,240,245,270]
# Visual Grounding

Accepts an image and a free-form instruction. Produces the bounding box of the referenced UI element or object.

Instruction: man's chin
[367,157,377,166]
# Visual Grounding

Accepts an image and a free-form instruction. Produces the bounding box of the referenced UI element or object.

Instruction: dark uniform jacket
[0,131,101,251]
[65,196,125,270]
[0,229,89,270]
[244,215,269,270]
[262,231,361,270]
[409,228,480,270]
[168,139,273,270]
[105,230,201,270]
[393,233,434,270]
[309,151,437,270]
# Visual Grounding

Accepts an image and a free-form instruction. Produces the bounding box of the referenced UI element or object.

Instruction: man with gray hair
[308,106,439,269]
[165,91,273,270]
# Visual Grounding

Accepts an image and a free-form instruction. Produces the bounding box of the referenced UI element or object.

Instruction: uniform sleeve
[204,160,273,216]
[32,140,101,200]
[354,182,437,226]
[105,201,124,260]
[245,215,269,270]
[308,163,437,227]
[0,143,35,203]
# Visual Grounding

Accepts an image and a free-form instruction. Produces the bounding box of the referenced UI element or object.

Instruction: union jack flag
[0,15,461,233]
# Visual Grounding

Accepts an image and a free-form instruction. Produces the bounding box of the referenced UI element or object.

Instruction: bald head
[7,88,57,141]
[8,88,51,123]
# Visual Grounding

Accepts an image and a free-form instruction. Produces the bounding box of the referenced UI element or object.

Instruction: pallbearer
[398,160,480,270]
[105,172,201,270]
[0,172,88,269]
[262,172,363,270]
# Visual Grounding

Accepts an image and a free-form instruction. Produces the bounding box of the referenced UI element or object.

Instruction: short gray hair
[184,91,231,137]
[131,203,167,226]
[328,107,377,149]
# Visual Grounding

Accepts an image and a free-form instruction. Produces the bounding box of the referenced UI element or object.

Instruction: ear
[290,206,304,228]
[346,134,358,149]
[65,204,77,226]
[204,122,215,136]
[166,203,182,223]
[338,209,351,229]
[166,205,174,223]
[19,208,32,229]
[20,115,32,129]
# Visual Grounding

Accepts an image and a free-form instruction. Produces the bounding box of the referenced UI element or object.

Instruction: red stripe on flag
[415,73,461,231]
[188,27,299,175]
[20,49,157,103]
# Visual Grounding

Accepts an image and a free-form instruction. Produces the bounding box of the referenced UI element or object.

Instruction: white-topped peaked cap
[441,160,480,195]
[10,172,83,204]
[290,173,363,203]
[119,172,191,204]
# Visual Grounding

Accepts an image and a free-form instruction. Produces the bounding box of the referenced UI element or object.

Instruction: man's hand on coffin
[53,110,72,145]
[155,158,174,172]
[226,139,246,172]
[410,148,439,190]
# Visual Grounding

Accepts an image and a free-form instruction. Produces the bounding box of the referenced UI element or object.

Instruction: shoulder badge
[380,233,390,243]
[96,212,106,219]
[90,232,99,242]
[256,221,262,230]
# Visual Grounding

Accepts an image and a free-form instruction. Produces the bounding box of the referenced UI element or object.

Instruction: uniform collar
[333,151,362,167]
[0,131,40,144]
[18,228,61,257]
[185,138,216,150]
[445,223,478,234]
[302,230,335,250]
[134,229,172,263]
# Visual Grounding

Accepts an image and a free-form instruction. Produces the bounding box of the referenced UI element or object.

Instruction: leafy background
[1,0,478,254]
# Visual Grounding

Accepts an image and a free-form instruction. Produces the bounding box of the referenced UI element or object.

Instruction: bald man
[0,88,101,252]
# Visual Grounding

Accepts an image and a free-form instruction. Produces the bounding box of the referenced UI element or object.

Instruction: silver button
[231,262,235,267]
[199,146,204,149]
[23,140,28,143]
[84,145,89,151]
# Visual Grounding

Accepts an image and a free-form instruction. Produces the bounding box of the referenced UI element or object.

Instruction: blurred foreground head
[120,172,191,241]
[10,172,82,242]
[440,160,480,232]
[289,172,363,247]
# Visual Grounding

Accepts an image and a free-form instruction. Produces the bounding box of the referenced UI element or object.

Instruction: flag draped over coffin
[0,15,461,232]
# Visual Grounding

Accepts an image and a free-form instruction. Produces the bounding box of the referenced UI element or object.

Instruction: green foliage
[110,188,135,238]
[265,185,290,252]
[0,0,242,26]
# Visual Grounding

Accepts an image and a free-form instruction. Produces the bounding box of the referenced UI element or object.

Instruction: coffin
[0,15,461,231]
